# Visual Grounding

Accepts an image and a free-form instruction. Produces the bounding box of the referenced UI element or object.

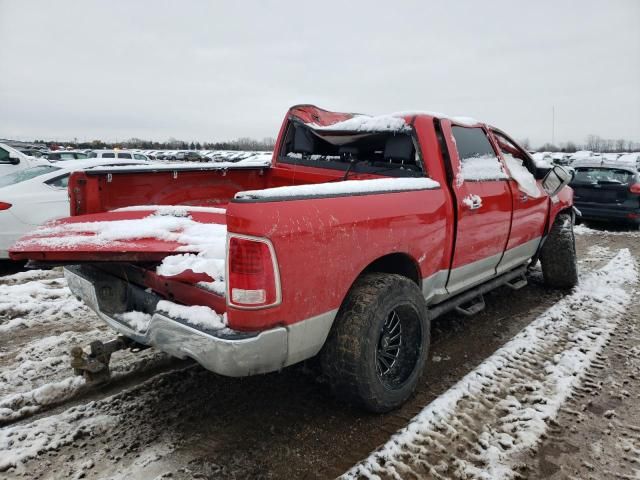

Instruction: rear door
[490,130,547,273]
[441,121,513,296]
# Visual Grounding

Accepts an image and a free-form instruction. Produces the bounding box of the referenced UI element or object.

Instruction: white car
[0,158,147,259]
[0,142,49,176]
[87,149,150,161]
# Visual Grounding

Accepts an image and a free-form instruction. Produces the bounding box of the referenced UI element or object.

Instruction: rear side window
[574,168,635,184]
[452,126,506,182]
[101,152,115,158]
[117,153,132,159]
[0,146,10,163]
[0,165,60,188]
[46,174,70,189]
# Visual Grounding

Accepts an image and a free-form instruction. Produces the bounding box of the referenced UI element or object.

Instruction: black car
[570,161,640,228]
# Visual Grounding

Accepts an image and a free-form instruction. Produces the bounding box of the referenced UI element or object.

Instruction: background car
[45,150,89,161]
[175,150,203,161]
[87,150,149,161]
[570,159,640,228]
[0,142,49,176]
[0,158,148,258]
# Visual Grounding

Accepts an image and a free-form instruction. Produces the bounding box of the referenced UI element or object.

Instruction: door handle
[466,199,482,210]
[519,193,528,202]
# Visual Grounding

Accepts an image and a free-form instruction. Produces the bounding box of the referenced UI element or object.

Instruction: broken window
[279,123,425,178]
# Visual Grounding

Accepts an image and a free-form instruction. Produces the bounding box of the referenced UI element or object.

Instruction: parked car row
[532,150,640,169]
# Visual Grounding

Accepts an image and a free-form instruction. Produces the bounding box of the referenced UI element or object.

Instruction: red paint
[10,105,574,333]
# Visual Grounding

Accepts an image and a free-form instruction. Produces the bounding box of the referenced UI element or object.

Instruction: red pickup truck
[11,105,576,412]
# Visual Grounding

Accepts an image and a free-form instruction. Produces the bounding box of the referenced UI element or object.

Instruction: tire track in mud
[343,249,637,480]
[529,291,640,479]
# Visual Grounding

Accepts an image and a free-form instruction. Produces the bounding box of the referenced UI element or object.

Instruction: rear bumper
[64,265,335,377]
[575,203,640,224]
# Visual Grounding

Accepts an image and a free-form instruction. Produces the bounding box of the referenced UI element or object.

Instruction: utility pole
[552,106,555,146]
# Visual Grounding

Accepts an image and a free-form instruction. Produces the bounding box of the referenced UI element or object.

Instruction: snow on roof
[235,177,440,200]
[572,157,638,171]
[306,114,410,133]
[390,111,481,126]
[570,150,594,160]
[305,111,482,132]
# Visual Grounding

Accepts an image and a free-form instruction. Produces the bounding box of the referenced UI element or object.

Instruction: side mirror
[542,165,573,197]
[8,153,20,165]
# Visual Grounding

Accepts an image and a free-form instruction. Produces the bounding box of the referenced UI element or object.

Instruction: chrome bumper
[64,265,288,377]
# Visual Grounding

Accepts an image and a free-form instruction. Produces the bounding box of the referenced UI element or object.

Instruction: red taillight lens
[227,236,280,308]
[0,202,11,210]
[629,183,640,194]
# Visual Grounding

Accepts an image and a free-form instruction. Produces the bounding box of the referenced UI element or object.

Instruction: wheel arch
[359,252,421,287]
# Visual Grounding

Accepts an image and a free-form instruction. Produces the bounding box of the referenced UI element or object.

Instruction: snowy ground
[0,225,638,479]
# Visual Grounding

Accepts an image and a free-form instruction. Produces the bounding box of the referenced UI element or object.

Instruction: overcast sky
[1,0,638,147]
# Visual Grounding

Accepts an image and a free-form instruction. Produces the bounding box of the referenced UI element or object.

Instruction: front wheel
[320,273,430,412]
[540,213,579,288]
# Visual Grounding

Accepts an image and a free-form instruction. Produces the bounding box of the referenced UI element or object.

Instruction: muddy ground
[0,224,638,480]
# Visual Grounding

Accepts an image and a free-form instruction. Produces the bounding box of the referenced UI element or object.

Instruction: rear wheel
[540,213,578,288]
[320,273,430,412]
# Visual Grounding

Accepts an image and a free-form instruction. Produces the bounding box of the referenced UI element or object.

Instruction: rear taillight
[629,183,640,194]
[0,202,12,210]
[227,235,281,309]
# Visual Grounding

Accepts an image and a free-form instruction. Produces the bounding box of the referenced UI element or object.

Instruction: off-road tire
[540,213,578,288]
[320,273,430,412]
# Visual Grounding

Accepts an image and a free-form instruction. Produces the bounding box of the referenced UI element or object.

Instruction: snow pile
[459,154,508,181]
[0,277,87,333]
[531,152,553,168]
[574,224,640,237]
[462,194,482,209]
[115,311,152,333]
[157,300,226,331]
[0,402,117,472]
[235,177,439,200]
[114,301,227,333]
[389,111,481,126]
[503,153,542,197]
[306,114,410,132]
[344,249,637,479]
[19,213,228,269]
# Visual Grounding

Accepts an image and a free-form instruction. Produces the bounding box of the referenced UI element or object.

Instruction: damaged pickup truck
[11,105,576,412]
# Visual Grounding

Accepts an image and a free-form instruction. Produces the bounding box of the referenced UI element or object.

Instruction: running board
[455,294,485,316]
[429,265,528,320]
[506,274,528,290]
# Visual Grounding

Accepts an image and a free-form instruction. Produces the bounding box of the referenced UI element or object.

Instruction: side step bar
[430,265,527,320]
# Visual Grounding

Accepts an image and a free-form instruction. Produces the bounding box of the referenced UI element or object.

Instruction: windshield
[573,167,635,185]
[0,165,61,188]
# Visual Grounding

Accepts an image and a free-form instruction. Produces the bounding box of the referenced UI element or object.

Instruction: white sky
[1,0,638,147]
